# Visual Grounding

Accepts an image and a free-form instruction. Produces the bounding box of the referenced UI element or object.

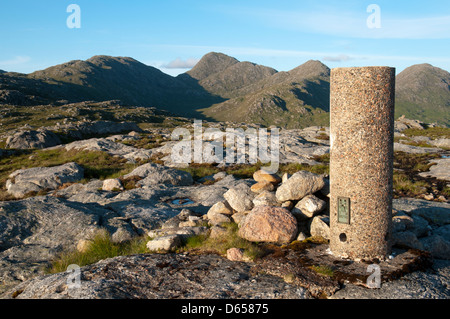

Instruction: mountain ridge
[0,53,449,127]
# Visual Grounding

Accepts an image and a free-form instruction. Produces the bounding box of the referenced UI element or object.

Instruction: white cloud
[322,54,354,62]
[0,56,31,69]
[163,57,199,69]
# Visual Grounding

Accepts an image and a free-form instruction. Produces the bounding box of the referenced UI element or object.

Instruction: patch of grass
[393,152,448,200]
[178,159,330,184]
[315,133,330,141]
[148,152,165,165]
[279,163,329,175]
[313,153,330,164]
[179,163,221,180]
[402,127,450,140]
[181,222,266,261]
[394,152,440,173]
[0,102,189,135]
[393,172,429,197]
[119,175,143,190]
[413,161,437,173]
[226,163,263,179]
[119,134,166,150]
[395,137,435,148]
[443,186,450,197]
[46,229,149,274]
[309,265,334,277]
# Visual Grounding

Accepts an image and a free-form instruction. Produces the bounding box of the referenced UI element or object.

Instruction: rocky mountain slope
[200,59,330,128]
[396,63,450,126]
[0,56,221,116]
[179,52,278,98]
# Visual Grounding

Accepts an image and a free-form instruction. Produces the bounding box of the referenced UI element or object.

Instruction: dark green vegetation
[1,52,448,128]
[393,152,449,199]
[402,127,450,140]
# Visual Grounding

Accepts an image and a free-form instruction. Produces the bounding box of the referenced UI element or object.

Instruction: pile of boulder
[146,169,330,255]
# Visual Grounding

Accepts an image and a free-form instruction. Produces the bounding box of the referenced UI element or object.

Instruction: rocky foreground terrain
[0,115,449,299]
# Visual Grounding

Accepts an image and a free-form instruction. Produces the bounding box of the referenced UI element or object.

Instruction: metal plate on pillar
[338,197,350,224]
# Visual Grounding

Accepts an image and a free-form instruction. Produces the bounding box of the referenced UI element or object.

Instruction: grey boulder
[6,162,84,198]
[5,130,62,149]
[276,171,325,202]
[124,163,193,186]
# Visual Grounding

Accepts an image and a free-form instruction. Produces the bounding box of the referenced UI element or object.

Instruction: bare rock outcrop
[6,162,84,198]
[6,129,62,149]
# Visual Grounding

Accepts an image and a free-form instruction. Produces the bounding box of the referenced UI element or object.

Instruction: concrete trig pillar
[330,67,395,260]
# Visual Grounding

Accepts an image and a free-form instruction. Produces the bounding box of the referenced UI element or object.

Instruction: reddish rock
[238,206,298,244]
[227,248,245,261]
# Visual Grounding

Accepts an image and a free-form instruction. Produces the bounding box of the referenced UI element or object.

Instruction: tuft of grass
[179,163,220,180]
[309,265,334,277]
[315,133,330,141]
[178,156,331,183]
[402,127,450,140]
[313,153,330,164]
[279,162,329,175]
[119,134,165,150]
[226,163,263,179]
[443,186,450,197]
[119,175,143,190]
[394,152,440,173]
[393,172,429,197]
[46,229,149,274]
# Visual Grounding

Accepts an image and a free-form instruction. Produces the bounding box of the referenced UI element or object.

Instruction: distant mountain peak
[87,55,140,65]
[397,63,450,91]
[396,63,450,126]
[288,60,330,79]
[186,52,239,81]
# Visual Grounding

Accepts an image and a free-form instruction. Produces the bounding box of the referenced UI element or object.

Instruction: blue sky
[0,0,449,76]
